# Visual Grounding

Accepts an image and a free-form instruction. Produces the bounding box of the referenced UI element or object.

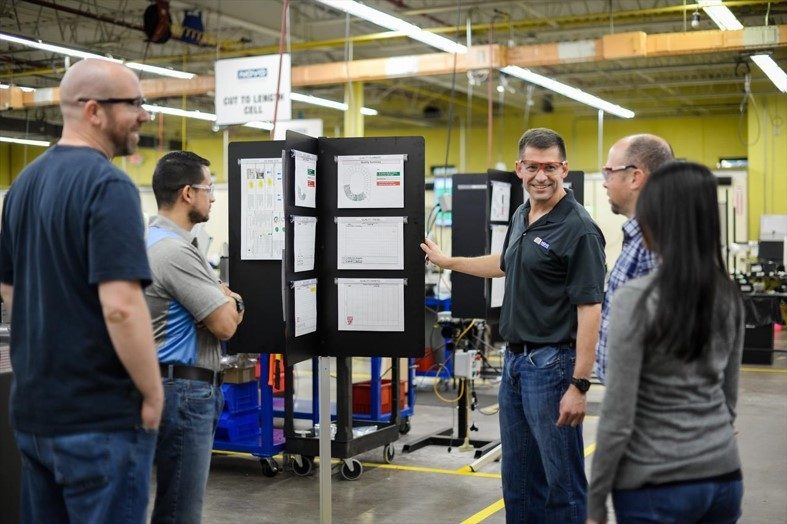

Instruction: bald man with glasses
[0,58,162,523]
[595,134,674,384]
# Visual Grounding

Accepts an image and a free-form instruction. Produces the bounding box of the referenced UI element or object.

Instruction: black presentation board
[450,170,584,320]
[280,132,425,364]
[227,140,287,357]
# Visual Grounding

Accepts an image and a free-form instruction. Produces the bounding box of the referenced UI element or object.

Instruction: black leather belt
[507,341,575,354]
[160,364,223,386]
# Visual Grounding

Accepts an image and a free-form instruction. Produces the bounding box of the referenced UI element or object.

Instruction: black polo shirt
[499,189,605,344]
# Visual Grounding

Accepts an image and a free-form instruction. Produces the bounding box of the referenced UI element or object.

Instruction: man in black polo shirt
[421,128,605,523]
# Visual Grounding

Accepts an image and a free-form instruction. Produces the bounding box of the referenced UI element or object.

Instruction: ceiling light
[0,136,50,147]
[0,82,35,91]
[142,104,275,130]
[291,92,377,115]
[751,55,787,93]
[313,0,467,54]
[500,66,635,118]
[698,1,743,31]
[0,32,195,79]
[691,10,701,29]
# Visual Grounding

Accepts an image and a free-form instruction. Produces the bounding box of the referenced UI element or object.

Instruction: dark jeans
[15,427,157,524]
[613,479,743,524]
[152,377,224,524]
[499,345,586,524]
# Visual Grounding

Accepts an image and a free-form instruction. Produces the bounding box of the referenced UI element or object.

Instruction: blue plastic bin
[222,382,259,414]
[215,408,261,442]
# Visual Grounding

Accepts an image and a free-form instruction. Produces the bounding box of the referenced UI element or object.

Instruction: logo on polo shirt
[533,236,551,251]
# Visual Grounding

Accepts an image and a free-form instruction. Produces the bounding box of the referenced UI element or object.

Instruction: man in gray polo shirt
[421,128,606,523]
[145,151,244,523]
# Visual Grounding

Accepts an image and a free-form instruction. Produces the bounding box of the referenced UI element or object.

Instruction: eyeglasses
[517,160,566,175]
[76,97,147,108]
[601,164,637,181]
[190,183,214,195]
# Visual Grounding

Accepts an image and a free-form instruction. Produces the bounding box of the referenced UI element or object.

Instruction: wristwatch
[233,296,245,314]
[571,377,591,393]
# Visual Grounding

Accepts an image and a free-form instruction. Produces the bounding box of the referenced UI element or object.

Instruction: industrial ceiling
[1,0,785,142]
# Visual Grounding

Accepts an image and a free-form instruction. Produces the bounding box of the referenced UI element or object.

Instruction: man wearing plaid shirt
[596,134,674,383]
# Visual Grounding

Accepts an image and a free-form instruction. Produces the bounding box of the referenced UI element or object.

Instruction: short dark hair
[152,151,210,208]
[624,134,674,175]
[517,128,566,160]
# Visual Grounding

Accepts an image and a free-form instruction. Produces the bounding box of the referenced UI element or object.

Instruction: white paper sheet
[293,216,317,272]
[336,216,404,270]
[337,278,405,332]
[490,181,511,222]
[490,225,508,308]
[337,154,405,208]
[294,278,317,337]
[293,150,317,208]
[239,157,285,260]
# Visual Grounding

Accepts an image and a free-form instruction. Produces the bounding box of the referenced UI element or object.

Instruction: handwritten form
[293,216,317,272]
[337,278,405,332]
[294,278,318,336]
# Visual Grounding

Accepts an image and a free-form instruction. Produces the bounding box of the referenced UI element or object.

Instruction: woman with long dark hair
[587,161,745,524]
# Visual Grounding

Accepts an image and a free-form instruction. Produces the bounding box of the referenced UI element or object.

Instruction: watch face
[572,378,590,392]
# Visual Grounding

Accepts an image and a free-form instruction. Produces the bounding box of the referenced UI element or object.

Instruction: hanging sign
[214,54,291,126]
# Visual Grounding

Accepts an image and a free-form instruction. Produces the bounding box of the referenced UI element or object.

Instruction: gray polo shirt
[145,215,226,372]
[499,190,606,344]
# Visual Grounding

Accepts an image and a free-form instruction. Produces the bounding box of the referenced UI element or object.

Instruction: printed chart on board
[239,157,284,260]
[337,278,405,332]
[293,278,317,337]
[490,224,508,308]
[337,154,405,208]
[293,150,317,208]
[336,216,404,270]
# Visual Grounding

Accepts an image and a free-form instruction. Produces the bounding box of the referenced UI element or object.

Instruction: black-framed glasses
[601,164,637,181]
[190,183,215,195]
[76,97,147,108]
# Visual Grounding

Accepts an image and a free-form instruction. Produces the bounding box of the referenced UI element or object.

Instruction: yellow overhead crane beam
[1,25,785,111]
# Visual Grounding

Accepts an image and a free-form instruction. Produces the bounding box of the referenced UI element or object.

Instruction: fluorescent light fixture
[291,92,377,115]
[142,104,275,130]
[142,104,215,121]
[0,82,35,92]
[698,1,743,31]
[313,0,467,54]
[0,32,195,79]
[501,66,635,118]
[751,55,787,93]
[243,121,275,130]
[291,92,347,111]
[0,136,50,147]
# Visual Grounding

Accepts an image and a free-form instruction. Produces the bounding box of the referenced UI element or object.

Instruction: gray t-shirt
[145,215,226,372]
[587,272,744,522]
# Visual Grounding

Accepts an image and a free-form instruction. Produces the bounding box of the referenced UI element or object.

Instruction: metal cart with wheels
[283,356,402,480]
[213,354,286,477]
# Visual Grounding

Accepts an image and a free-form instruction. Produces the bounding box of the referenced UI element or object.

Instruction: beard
[105,115,138,157]
[188,207,209,225]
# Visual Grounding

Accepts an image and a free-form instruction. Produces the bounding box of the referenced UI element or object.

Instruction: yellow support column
[343,82,364,137]
[747,94,787,240]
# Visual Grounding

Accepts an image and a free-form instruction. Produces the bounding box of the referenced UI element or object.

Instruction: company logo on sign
[237,68,268,80]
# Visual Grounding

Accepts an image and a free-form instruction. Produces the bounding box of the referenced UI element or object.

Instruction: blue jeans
[499,345,586,524]
[152,378,224,524]
[15,427,157,524]
[613,479,743,523]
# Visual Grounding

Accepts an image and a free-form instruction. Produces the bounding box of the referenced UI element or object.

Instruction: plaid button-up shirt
[595,217,657,383]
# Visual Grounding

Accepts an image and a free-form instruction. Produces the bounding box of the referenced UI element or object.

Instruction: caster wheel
[260,457,279,477]
[339,459,363,480]
[292,455,314,477]
[383,444,395,464]
[398,418,411,435]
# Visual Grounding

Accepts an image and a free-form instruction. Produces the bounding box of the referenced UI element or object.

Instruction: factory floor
[192,332,787,524]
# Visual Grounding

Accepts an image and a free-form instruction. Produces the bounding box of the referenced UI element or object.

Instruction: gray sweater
[588,272,744,522]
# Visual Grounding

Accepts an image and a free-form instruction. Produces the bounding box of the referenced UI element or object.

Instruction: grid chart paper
[337,278,405,332]
[336,217,404,270]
